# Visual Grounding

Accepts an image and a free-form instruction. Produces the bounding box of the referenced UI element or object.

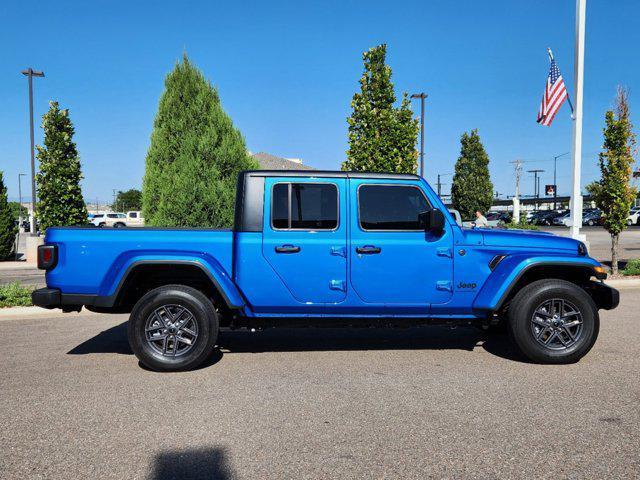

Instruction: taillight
[37,245,58,270]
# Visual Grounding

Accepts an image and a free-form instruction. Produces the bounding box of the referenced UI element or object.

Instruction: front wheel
[508,279,599,364]
[128,285,219,371]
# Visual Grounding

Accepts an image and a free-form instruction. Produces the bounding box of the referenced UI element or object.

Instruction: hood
[481,229,580,251]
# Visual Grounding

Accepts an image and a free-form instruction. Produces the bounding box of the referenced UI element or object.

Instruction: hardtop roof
[242,170,420,180]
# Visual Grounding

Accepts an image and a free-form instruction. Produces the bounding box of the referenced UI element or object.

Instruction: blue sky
[1,0,638,203]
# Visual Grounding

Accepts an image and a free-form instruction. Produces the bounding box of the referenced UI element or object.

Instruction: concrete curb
[0,262,38,270]
[604,278,640,288]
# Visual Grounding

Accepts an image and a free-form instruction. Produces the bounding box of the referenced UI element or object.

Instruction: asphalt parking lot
[0,287,638,479]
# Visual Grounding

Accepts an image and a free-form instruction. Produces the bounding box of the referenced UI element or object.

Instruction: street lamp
[18,173,27,225]
[21,67,45,235]
[553,152,570,210]
[16,173,27,260]
[527,169,545,209]
[410,93,428,177]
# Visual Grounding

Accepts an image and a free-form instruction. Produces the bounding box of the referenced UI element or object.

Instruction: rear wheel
[508,279,599,364]
[128,285,219,371]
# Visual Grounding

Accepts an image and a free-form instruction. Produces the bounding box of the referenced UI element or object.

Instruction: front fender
[103,252,245,308]
[472,255,601,313]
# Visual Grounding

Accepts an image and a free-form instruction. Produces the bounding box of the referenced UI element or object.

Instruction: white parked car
[125,211,145,227]
[627,207,640,226]
[91,213,127,228]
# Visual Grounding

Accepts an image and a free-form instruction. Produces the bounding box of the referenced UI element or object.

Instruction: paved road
[0,288,638,479]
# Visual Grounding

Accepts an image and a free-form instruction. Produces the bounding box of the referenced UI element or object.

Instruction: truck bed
[44,227,234,296]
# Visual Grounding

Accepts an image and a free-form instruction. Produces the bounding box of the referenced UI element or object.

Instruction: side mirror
[418,209,445,234]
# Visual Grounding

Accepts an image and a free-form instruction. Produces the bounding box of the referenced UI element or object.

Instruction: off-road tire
[508,279,599,364]
[128,285,219,371]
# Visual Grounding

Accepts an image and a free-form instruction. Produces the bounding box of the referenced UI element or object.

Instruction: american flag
[537,58,568,126]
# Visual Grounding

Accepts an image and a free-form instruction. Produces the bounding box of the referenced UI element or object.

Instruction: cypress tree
[36,101,88,231]
[451,129,494,219]
[342,44,419,173]
[586,87,637,274]
[0,171,17,259]
[143,55,258,227]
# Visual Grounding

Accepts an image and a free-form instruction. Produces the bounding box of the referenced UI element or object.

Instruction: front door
[349,180,454,308]
[262,177,348,304]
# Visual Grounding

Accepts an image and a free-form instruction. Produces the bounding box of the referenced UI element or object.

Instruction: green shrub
[623,258,640,276]
[0,282,33,308]
[504,219,539,231]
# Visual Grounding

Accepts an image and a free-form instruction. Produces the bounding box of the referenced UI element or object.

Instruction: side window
[271,183,338,230]
[129,212,137,219]
[358,184,430,231]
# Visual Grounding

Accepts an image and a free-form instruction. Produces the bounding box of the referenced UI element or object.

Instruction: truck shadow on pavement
[150,447,234,480]
[67,321,527,364]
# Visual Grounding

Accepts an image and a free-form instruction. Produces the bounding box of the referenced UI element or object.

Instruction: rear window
[271,183,338,230]
[358,184,430,231]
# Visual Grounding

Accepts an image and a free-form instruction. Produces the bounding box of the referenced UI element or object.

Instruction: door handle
[356,245,381,255]
[275,244,301,254]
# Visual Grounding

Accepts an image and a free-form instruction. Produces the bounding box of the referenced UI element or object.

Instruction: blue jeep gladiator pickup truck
[33,170,619,371]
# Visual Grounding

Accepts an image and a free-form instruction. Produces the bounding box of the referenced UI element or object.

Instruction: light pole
[552,152,570,209]
[410,93,428,177]
[21,67,45,235]
[528,169,545,208]
[16,173,27,260]
[18,173,27,226]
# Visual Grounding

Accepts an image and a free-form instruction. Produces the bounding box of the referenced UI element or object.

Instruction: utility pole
[112,189,117,212]
[21,68,45,235]
[569,0,586,240]
[510,160,523,222]
[410,93,427,177]
[436,173,453,199]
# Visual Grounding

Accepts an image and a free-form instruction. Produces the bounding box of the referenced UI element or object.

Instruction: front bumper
[583,281,620,310]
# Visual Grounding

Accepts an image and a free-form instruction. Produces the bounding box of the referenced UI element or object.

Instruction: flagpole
[569,0,586,241]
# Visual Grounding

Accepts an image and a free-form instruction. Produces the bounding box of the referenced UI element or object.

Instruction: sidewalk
[0,261,36,270]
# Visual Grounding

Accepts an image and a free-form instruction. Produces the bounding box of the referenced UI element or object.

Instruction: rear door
[262,177,348,304]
